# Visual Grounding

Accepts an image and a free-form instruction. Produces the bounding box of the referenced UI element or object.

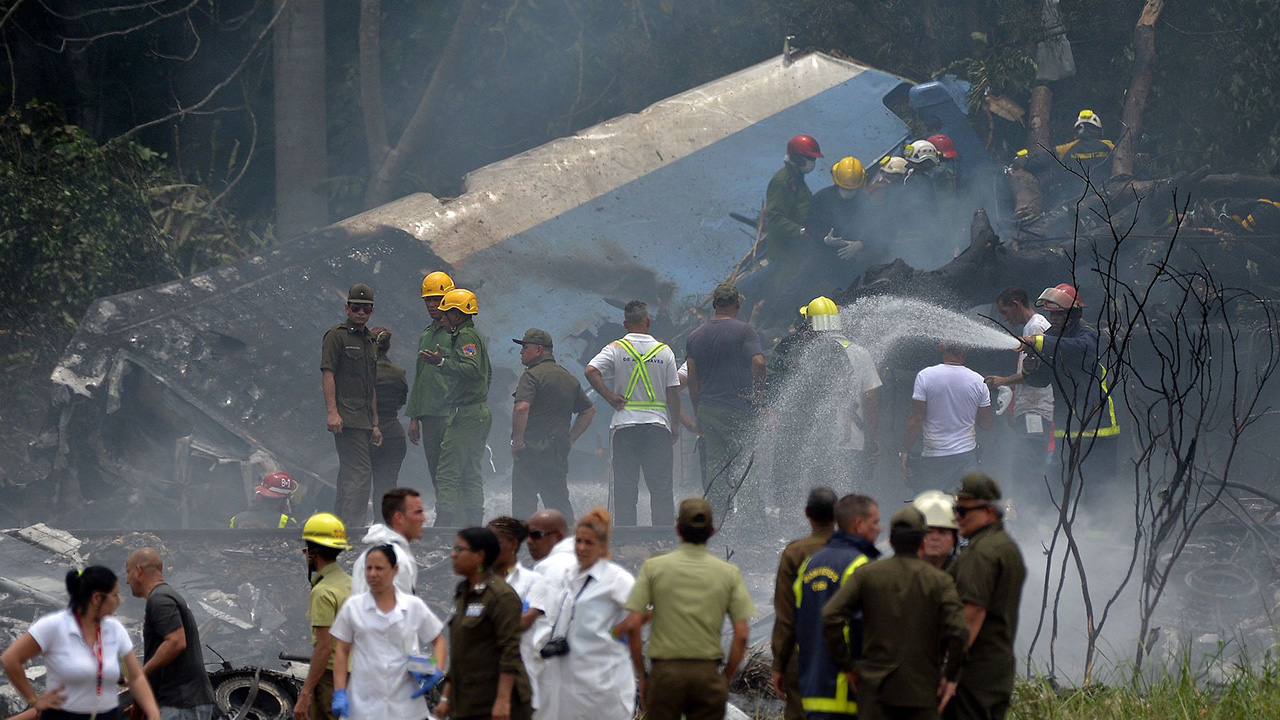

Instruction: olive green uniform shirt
[320,322,378,430]
[772,526,834,671]
[308,563,352,671]
[374,356,408,439]
[447,571,531,717]
[512,354,593,442]
[763,162,812,284]
[822,554,968,707]
[626,542,755,660]
[439,318,492,407]
[405,323,452,419]
[950,521,1026,698]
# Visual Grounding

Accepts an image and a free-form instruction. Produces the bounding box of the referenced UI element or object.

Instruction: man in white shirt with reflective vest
[585,300,682,526]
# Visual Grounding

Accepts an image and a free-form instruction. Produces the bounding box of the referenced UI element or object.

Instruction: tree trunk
[359,0,389,173]
[1110,0,1164,184]
[273,0,328,240]
[1027,84,1053,153]
[363,0,484,209]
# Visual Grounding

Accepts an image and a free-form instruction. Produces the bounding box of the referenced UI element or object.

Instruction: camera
[539,637,570,658]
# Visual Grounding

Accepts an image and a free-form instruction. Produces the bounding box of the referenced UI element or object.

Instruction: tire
[210,669,300,720]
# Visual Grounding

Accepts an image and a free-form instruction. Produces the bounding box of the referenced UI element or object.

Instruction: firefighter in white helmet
[912,490,958,570]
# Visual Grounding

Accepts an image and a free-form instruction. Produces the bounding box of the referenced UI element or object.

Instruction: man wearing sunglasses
[947,473,1025,720]
[322,283,384,530]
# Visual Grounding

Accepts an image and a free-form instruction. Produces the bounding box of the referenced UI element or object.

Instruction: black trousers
[611,424,674,526]
[511,437,573,520]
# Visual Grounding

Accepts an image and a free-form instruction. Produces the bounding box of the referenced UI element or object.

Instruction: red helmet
[1036,283,1084,311]
[787,134,823,159]
[927,133,958,159]
[256,471,299,499]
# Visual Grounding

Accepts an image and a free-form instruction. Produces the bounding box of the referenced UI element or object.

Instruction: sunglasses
[954,503,991,518]
[348,303,374,313]
[528,530,551,540]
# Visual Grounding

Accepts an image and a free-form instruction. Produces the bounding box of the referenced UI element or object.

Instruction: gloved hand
[411,670,444,699]
[836,240,864,260]
[822,229,842,246]
[331,689,349,718]
[521,599,530,613]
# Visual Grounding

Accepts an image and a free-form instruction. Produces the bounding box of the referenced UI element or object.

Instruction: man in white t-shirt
[585,300,681,526]
[986,287,1056,500]
[900,342,994,490]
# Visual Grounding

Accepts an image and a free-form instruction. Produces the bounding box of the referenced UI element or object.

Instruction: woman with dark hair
[369,327,409,504]
[2,567,161,720]
[435,528,531,720]
[329,545,445,720]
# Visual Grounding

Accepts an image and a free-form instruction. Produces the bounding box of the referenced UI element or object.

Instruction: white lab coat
[504,563,543,709]
[536,560,637,720]
[528,537,578,716]
[329,590,444,720]
[351,525,418,596]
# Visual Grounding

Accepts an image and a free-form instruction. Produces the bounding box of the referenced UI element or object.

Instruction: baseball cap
[712,283,741,304]
[890,505,927,533]
[956,472,1002,501]
[512,328,554,349]
[677,497,714,529]
[347,283,375,304]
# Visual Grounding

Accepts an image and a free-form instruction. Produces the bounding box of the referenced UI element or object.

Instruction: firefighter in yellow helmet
[299,513,352,720]
[807,156,867,265]
[417,289,492,526]
[406,271,455,509]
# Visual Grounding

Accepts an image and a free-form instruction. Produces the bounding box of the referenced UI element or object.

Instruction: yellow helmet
[438,288,479,315]
[302,513,350,549]
[1075,109,1102,131]
[831,156,865,190]
[420,271,455,298]
[912,490,958,530]
[803,296,841,331]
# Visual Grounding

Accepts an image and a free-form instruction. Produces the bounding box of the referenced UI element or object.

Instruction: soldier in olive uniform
[419,288,491,527]
[822,506,969,720]
[947,473,1026,720]
[771,487,837,720]
[510,328,596,519]
[435,526,531,720]
[321,284,383,529]
[764,134,822,314]
[407,271,455,502]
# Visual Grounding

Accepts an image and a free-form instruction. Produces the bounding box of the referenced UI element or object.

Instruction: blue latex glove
[331,689,349,718]
[521,599,530,613]
[411,670,444,699]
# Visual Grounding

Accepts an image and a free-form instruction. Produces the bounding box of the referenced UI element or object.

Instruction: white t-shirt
[587,333,680,429]
[1015,313,1055,423]
[329,591,444,720]
[27,610,134,714]
[912,363,991,456]
[833,335,883,451]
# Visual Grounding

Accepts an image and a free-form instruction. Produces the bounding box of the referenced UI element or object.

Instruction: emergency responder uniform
[231,471,298,528]
[794,528,881,718]
[929,133,961,191]
[823,507,969,720]
[370,353,408,501]
[807,156,871,276]
[765,135,822,312]
[772,523,834,720]
[321,284,379,529]
[434,289,492,526]
[1222,198,1280,236]
[446,570,532,720]
[947,475,1025,720]
[1053,110,1114,181]
[301,513,352,720]
[406,272,455,501]
[1022,284,1120,495]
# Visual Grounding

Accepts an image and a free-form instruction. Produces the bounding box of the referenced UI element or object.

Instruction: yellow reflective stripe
[794,557,810,609]
[1053,364,1120,438]
[229,518,236,529]
[842,555,868,582]
[278,514,290,529]
[616,339,668,409]
[802,673,858,714]
[1033,334,1044,353]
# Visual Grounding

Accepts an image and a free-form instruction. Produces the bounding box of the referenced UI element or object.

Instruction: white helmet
[912,490,958,530]
[904,140,939,165]
[879,156,909,177]
[1074,109,1102,131]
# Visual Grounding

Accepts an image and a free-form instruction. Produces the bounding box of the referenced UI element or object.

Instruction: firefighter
[928,132,961,190]
[230,472,299,529]
[765,134,823,312]
[808,156,868,265]
[1054,110,1114,180]
[912,490,959,570]
[1220,198,1280,236]
[406,271,455,507]
[418,289,492,526]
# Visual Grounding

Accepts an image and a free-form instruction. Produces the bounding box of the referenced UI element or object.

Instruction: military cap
[956,472,1002,501]
[713,283,741,304]
[347,283,375,304]
[512,328,554,349]
[890,505,927,533]
[677,497,714,529]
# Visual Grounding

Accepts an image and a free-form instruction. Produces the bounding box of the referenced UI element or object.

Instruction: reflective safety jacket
[1025,317,1120,439]
[1054,137,1115,184]
[793,531,881,716]
[615,338,669,411]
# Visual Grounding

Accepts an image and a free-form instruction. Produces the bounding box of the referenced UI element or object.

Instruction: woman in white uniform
[330,545,447,720]
[536,508,644,720]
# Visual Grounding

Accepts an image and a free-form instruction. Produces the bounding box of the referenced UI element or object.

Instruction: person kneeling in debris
[230,471,299,529]
[331,545,447,720]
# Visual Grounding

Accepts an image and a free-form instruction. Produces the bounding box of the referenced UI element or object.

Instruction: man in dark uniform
[807,156,868,272]
[1029,109,1115,204]
[321,283,383,529]
[771,487,837,720]
[369,327,409,502]
[419,288,491,526]
[947,473,1026,720]
[509,328,596,518]
[794,494,882,719]
[765,134,823,312]
[407,271,455,503]
[823,506,969,720]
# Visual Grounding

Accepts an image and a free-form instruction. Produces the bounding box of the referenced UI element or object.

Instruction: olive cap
[677,497,714,529]
[956,472,1002,501]
[347,283,375,304]
[512,328,554,349]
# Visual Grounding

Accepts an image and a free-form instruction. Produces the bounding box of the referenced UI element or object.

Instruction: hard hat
[912,490,958,530]
[302,513,350,549]
[927,134,958,159]
[879,157,909,177]
[438,288,479,315]
[1075,109,1102,131]
[256,471,298,499]
[1015,149,1029,158]
[803,296,841,331]
[420,271,455,298]
[1036,283,1085,311]
[831,157,865,190]
[904,140,939,165]
[787,134,823,159]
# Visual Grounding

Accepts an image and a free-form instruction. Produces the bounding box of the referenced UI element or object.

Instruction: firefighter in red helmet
[764,134,823,312]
